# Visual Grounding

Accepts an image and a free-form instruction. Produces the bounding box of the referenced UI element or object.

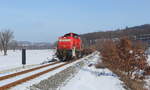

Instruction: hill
[81,24,150,46]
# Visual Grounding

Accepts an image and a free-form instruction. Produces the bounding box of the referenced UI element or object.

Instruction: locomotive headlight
[59,39,71,42]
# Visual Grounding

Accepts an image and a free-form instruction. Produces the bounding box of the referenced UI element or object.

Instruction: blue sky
[0,0,150,43]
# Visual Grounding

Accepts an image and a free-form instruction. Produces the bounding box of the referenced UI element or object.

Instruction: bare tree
[0,30,14,55]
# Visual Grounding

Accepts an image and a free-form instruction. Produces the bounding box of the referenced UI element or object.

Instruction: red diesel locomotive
[56,33,82,61]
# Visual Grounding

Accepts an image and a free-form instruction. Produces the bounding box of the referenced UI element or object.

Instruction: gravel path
[29,61,84,90]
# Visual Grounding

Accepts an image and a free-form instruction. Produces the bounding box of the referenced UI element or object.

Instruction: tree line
[81,24,150,47]
[0,29,52,56]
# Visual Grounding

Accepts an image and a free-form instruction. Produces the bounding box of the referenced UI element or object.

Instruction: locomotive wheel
[61,56,67,61]
[77,51,82,58]
[61,54,72,61]
[57,50,72,61]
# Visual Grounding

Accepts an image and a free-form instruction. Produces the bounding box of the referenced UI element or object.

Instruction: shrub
[100,37,148,80]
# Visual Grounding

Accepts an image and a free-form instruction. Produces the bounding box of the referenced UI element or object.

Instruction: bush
[82,47,94,55]
[100,37,148,80]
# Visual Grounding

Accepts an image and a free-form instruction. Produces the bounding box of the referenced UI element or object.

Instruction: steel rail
[0,61,60,81]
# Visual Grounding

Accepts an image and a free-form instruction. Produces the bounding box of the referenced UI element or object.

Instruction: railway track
[0,60,77,90]
[0,61,60,81]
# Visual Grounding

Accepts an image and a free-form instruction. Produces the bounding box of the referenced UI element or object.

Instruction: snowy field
[0,49,55,72]
[0,50,125,90]
[2,50,149,90]
[147,55,150,65]
[60,52,125,90]
[145,55,150,89]
[11,54,92,90]
[12,51,124,90]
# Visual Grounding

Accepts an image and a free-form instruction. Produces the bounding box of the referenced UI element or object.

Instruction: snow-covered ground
[0,51,126,90]
[0,62,64,87]
[11,55,90,90]
[0,49,55,72]
[60,52,125,90]
[145,55,150,89]
[147,55,150,65]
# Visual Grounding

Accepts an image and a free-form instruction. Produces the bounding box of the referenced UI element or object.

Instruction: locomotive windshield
[64,33,79,38]
[64,33,71,37]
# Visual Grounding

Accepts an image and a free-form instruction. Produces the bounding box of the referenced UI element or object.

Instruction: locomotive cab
[56,33,82,61]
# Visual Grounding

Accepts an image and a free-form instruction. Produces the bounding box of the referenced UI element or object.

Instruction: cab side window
[73,34,79,39]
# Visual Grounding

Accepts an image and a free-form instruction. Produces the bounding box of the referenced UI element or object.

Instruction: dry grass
[95,62,106,69]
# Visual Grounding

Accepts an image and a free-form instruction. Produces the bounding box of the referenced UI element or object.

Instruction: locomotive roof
[64,33,79,37]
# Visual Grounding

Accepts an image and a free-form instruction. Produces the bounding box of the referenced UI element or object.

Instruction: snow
[60,52,125,90]
[145,76,150,89]
[129,50,133,54]
[145,54,150,89]
[60,70,124,90]
[146,48,150,65]
[0,49,55,72]
[11,55,91,90]
[0,51,126,90]
[147,55,150,65]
